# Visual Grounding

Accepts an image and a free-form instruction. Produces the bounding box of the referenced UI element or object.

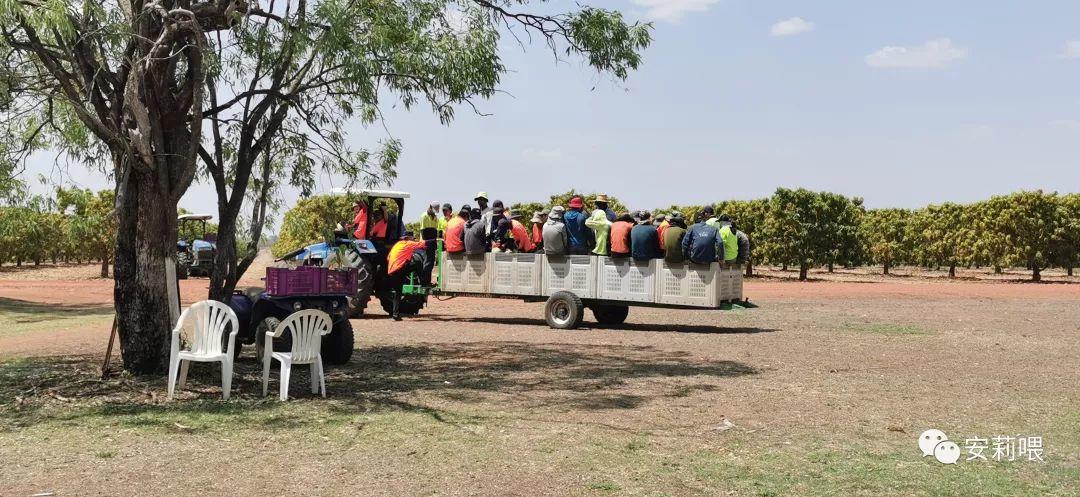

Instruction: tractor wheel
[323,251,374,318]
[321,319,355,365]
[544,291,584,330]
[176,252,192,280]
[254,316,284,361]
[590,304,629,325]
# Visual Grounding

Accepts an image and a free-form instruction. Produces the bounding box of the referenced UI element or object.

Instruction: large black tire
[591,304,629,325]
[544,291,585,329]
[321,319,355,365]
[380,293,425,316]
[324,250,374,318]
[254,316,283,360]
[176,251,191,280]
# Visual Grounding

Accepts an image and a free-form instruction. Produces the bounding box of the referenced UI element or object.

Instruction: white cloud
[631,0,720,23]
[865,38,968,69]
[520,147,564,163]
[1059,40,1080,59]
[1048,119,1080,132]
[770,17,814,37]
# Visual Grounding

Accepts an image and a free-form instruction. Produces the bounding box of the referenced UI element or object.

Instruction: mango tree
[860,208,913,275]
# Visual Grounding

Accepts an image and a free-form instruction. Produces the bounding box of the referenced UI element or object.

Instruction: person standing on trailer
[464,208,487,255]
[543,206,569,256]
[662,212,688,263]
[444,205,469,254]
[585,199,611,256]
[609,213,635,258]
[439,203,454,237]
[474,192,490,215]
[418,201,441,286]
[530,211,547,251]
[630,210,663,261]
[386,231,427,321]
[563,197,593,255]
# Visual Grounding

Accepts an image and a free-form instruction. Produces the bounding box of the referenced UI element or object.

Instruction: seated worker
[585,199,611,256]
[349,198,369,240]
[444,205,469,254]
[656,213,671,250]
[662,212,688,263]
[595,194,616,222]
[508,211,536,252]
[542,206,569,256]
[681,211,722,265]
[734,222,750,266]
[463,208,487,255]
[630,210,663,261]
[386,231,427,321]
[563,197,593,255]
[530,211,547,251]
[492,217,516,252]
[715,215,739,265]
[483,199,507,237]
[609,213,634,257]
[438,203,454,237]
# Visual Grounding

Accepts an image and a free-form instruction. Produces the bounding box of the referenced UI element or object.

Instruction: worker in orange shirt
[530,211,547,251]
[386,231,427,320]
[444,205,469,254]
[508,211,536,252]
[349,199,369,240]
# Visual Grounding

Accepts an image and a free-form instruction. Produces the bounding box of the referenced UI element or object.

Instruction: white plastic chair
[262,309,332,400]
[167,300,239,400]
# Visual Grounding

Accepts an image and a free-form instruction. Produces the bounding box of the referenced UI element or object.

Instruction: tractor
[176,214,216,279]
[275,189,428,318]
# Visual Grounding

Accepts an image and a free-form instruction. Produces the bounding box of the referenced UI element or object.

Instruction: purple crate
[266,266,323,296]
[323,267,358,295]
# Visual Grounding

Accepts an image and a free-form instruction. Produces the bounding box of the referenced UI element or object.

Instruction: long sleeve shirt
[563,209,592,251]
[585,209,611,256]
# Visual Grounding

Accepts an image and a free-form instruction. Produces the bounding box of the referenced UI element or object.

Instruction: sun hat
[595,194,609,203]
[568,197,584,209]
[474,191,489,201]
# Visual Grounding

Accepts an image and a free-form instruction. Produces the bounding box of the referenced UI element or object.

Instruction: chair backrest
[278,310,332,361]
[179,300,238,355]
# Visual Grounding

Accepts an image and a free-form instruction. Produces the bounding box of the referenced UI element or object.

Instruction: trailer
[401,249,755,329]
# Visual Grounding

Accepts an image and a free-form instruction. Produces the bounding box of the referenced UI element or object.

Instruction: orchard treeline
[277,188,1079,282]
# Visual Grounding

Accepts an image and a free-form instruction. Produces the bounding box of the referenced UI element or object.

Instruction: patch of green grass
[0,297,112,338]
[94,450,116,459]
[843,322,931,336]
[586,481,622,492]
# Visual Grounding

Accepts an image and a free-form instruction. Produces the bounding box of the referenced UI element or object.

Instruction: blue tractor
[176,214,216,279]
[276,189,427,318]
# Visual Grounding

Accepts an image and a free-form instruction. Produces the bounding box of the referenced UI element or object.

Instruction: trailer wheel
[591,304,629,325]
[321,319,355,365]
[545,291,584,329]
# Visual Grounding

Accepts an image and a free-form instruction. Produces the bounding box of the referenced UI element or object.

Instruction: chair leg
[167,354,180,400]
[221,360,233,400]
[279,361,291,401]
[310,363,319,394]
[318,358,326,398]
[178,359,190,388]
[262,355,271,397]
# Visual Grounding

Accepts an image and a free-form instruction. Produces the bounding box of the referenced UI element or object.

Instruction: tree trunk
[100,248,110,278]
[113,167,180,374]
[827,262,834,273]
[799,262,809,281]
[745,260,753,277]
[1032,266,1041,282]
[782,263,788,271]
[1069,267,1074,277]
[208,209,239,302]
[883,261,890,275]
[948,263,956,278]
[994,266,1002,274]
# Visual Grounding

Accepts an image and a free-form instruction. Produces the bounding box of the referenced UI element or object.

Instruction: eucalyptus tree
[1,0,651,372]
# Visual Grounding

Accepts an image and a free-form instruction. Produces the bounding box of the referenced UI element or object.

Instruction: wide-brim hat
[474,191,489,201]
[530,213,543,223]
[568,197,584,208]
[595,194,609,203]
[549,206,565,219]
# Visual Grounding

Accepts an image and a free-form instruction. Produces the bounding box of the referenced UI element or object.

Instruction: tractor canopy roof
[178,214,214,221]
[330,187,410,200]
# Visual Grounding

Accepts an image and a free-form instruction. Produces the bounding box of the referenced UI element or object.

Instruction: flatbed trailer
[404,251,755,329]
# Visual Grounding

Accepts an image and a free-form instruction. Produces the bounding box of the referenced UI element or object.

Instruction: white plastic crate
[655,261,720,307]
[541,254,597,298]
[729,268,744,301]
[596,257,656,303]
[488,252,543,296]
[440,253,489,293]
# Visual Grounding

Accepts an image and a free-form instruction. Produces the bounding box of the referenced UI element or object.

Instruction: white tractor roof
[178,214,214,221]
[330,187,410,199]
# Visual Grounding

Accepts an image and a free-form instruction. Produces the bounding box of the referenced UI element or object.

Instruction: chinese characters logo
[918,429,1044,464]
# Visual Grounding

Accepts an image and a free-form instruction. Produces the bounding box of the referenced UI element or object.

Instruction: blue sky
[25,0,1080,224]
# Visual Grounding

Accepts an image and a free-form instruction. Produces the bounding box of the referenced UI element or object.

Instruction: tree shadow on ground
[0,297,113,324]
[421,315,777,335]
[0,341,758,428]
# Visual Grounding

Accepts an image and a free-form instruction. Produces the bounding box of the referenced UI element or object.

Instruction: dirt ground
[0,267,1077,496]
